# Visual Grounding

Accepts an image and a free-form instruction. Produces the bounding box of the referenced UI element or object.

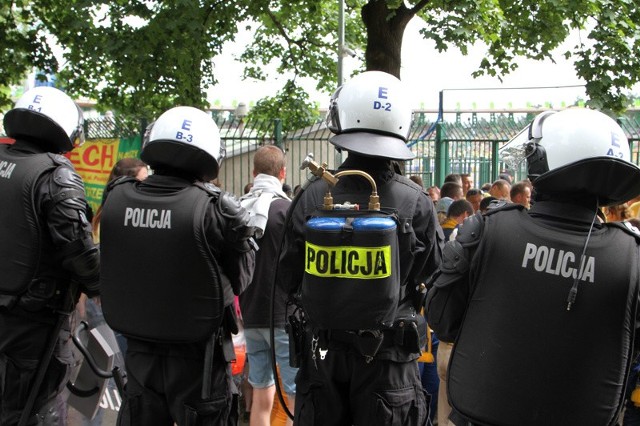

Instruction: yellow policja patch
[305,242,392,279]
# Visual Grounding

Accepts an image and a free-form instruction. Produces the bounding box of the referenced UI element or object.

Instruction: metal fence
[214,109,640,197]
[8,108,639,198]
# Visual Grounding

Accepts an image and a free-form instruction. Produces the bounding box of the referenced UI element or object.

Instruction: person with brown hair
[465,188,483,213]
[92,157,148,242]
[509,180,532,209]
[441,199,474,242]
[460,173,474,196]
[603,202,632,223]
[440,181,464,201]
[409,175,424,188]
[489,178,511,200]
[240,145,296,426]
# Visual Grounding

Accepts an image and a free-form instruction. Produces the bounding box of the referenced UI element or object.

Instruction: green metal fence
[406,110,640,191]
[20,108,640,198]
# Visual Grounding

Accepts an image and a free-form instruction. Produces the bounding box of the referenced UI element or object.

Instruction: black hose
[269,196,299,419]
[269,175,316,420]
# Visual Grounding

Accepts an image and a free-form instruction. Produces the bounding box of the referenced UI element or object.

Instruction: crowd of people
[2,72,640,426]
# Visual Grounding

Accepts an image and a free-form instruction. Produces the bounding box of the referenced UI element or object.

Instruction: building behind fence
[4,108,640,198]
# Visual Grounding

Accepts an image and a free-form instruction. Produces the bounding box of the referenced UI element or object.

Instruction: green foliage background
[2,0,640,128]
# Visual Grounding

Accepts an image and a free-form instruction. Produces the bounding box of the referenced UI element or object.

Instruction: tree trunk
[361,1,415,79]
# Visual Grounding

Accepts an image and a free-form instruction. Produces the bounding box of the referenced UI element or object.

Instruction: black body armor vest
[301,174,420,330]
[448,208,640,426]
[0,144,57,295]
[101,180,224,343]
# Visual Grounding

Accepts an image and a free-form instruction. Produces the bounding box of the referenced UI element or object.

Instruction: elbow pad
[428,214,484,291]
[456,212,483,248]
[217,192,256,247]
[61,239,100,296]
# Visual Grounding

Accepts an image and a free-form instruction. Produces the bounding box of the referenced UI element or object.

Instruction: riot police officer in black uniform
[278,71,442,425]
[426,108,640,426]
[0,86,100,425]
[100,106,256,425]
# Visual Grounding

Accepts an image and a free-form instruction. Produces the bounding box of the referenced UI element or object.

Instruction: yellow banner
[66,136,142,213]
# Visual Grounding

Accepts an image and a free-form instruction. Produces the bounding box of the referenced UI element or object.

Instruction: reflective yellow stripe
[305,242,392,279]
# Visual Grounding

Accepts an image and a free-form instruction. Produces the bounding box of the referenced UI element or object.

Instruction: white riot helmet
[500,108,640,206]
[141,106,225,181]
[3,86,85,153]
[326,71,414,160]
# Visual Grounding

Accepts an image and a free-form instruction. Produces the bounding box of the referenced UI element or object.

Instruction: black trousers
[294,330,429,426]
[0,308,72,426]
[116,336,237,426]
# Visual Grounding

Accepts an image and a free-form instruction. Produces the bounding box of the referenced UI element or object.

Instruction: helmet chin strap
[566,199,599,311]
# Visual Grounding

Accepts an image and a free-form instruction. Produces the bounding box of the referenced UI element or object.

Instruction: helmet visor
[499,125,530,170]
[500,111,557,170]
[70,104,86,148]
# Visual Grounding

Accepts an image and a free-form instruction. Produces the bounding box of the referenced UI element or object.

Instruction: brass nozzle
[368,192,380,211]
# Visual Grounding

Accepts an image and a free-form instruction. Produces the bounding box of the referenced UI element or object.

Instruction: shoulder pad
[52,165,85,192]
[607,221,640,243]
[48,165,88,213]
[49,153,74,168]
[441,239,469,276]
[456,212,484,248]
[484,201,525,216]
[193,181,221,198]
[107,176,137,191]
[218,192,244,218]
[103,176,136,203]
[428,239,469,289]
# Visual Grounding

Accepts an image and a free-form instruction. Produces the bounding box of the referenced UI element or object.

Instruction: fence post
[491,140,500,182]
[274,119,283,150]
[435,122,446,186]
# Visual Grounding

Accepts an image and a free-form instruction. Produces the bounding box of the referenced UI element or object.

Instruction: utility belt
[315,320,420,363]
[287,307,422,368]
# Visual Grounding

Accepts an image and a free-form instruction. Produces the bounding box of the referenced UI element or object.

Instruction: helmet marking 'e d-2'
[326,70,415,161]
[141,106,226,181]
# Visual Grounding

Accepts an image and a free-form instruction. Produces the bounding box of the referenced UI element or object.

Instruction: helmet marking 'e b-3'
[3,86,85,153]
[141,106,226,181]
[500,107,640,206]
[326,70,415,160]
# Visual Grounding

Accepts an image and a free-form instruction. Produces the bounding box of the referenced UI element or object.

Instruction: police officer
[278,71,443,425]
[426,108,640,426]
[99,106,256,425]
[0,86,100,425]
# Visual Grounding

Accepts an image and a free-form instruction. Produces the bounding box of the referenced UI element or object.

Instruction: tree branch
[264,8,300,74]
[409,0,431,15]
